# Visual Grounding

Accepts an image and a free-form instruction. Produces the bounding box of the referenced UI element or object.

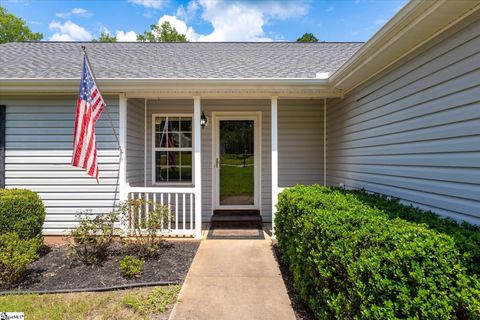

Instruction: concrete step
[211,210,262,228]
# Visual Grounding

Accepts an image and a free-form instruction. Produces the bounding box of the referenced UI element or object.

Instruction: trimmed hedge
[0,189,46,240]
[338,188,480,276]
[275,185,480,319]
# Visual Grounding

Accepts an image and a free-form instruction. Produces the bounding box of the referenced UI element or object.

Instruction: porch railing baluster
[183,193,186,231]
[126,188,195,237]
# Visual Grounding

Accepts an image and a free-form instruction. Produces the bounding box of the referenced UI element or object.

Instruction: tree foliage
[137,21,188,42]
[92,32,117,42]
[0,5,43,44]
[296,32,318,42]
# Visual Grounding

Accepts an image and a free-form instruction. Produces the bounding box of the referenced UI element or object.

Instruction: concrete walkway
[169,232,296,320]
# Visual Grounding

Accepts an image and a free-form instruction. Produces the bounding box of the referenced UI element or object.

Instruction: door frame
[212,111,262,210]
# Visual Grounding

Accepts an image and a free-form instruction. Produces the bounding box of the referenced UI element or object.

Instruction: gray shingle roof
[0,42,363,79]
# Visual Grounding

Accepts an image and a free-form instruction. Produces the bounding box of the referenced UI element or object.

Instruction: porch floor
[168,231,295,320]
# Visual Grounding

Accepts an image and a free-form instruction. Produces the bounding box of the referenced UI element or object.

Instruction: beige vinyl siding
[126,98,145,186]
[278,99,324,187]
[0,95,121,235]
[326,12,480,224]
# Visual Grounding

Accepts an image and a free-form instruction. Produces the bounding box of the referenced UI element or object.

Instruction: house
[0,0,479,238]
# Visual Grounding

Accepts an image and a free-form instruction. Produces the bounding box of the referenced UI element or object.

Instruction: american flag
[72,55,105,181]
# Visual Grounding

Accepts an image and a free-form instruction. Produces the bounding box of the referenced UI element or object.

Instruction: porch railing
[127,187,196,237]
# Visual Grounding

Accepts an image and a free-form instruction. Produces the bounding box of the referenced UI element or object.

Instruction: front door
[213,113,261,210]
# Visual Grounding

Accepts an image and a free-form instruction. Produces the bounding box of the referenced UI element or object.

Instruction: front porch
[119,94,333,238]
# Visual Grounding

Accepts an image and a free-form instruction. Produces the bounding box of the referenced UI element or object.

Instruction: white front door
[212,112,261,210]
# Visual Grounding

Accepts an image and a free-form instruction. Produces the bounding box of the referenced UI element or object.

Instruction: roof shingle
[0,42,363,79]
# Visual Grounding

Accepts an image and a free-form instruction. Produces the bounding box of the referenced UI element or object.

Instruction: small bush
[119,255,144,278]
[69,211,118,265]
[0,232,42,285]
[275,185,480,319]
[119,199,170,258]
[0,189,46,240]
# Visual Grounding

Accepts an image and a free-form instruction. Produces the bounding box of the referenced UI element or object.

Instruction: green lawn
[0,285,180,320]
[220,165,254,199]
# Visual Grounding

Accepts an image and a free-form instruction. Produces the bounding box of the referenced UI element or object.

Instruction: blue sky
[3,0,408,42]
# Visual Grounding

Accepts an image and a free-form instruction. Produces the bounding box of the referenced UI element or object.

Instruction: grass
[219,154,254,200]
[220,165,254,198]
[0,285,180,320]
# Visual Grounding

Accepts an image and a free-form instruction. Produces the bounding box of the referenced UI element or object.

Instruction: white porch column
[119,93,128,203]
[271,96,278,235]
[193,96,202,239]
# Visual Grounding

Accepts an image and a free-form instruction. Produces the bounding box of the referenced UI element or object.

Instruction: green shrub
[119,255,144,278]
[0,189,46,240]
[119,199,170,258]
[275,185,480,319]
[69,211,118,265]
[339,188,480,276]
[0,232,42,285]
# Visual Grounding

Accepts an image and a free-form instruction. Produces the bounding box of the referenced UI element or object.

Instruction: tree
[137,21,188,42]
[296,32,318,43]
[0,6,43,44]
[92,32,117,42]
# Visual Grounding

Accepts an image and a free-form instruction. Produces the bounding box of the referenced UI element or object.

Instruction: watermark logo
[0,312,24,320]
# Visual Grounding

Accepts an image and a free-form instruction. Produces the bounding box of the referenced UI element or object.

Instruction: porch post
[193,96,202,239]
[271,96,278,235]
[119,93,128,204]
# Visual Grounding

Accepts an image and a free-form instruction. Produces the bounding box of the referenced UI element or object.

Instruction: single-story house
[0,0,479,238]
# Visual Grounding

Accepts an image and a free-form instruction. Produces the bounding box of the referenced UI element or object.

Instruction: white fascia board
[0,78,329,92]
[0,77,338,98]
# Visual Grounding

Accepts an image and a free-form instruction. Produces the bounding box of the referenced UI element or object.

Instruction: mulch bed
[1,241,199,292]
[272,244,315,320]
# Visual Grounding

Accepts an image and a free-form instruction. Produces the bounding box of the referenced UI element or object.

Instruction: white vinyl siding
[0,95,120,235]
[326,12,480,224]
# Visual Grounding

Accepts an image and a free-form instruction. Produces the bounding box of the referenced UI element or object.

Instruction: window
[153,115,193,183]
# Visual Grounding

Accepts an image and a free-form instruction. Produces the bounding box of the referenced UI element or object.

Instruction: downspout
[144,99,147,187]
[324,98,327,186]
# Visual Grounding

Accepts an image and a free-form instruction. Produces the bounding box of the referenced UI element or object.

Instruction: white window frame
[151,113,194,186]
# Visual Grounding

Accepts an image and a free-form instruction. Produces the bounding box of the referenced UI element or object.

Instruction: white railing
[127,187,196,237]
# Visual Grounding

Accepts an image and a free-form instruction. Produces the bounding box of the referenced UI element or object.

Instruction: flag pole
[81,46,123,155]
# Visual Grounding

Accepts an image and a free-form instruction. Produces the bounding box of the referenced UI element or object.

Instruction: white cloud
[56,7,92,19]
[176,0,199,21]
[49,20,92,41]
[196,0,308,42]
[128,0,167,9]
[158,14,199,41]
[116,30,138,42]
[326,6,334,12]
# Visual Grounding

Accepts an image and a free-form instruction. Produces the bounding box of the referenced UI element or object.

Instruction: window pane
[169,117,180,132]
[180,119,192,132]
[167,151,180,166]
[180,132,192,148]
[156,167,168,182]
[180,152,192,166]
[156,151,167,166]
[168,167,180,181]
[181,167,192,181]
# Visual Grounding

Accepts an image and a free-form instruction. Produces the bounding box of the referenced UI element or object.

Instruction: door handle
[215,158,219,168]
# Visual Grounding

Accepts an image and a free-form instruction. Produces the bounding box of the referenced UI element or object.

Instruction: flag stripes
[72,56,105,181]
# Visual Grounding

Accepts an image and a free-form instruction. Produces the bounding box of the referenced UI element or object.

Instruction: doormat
[207,227,265,240]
